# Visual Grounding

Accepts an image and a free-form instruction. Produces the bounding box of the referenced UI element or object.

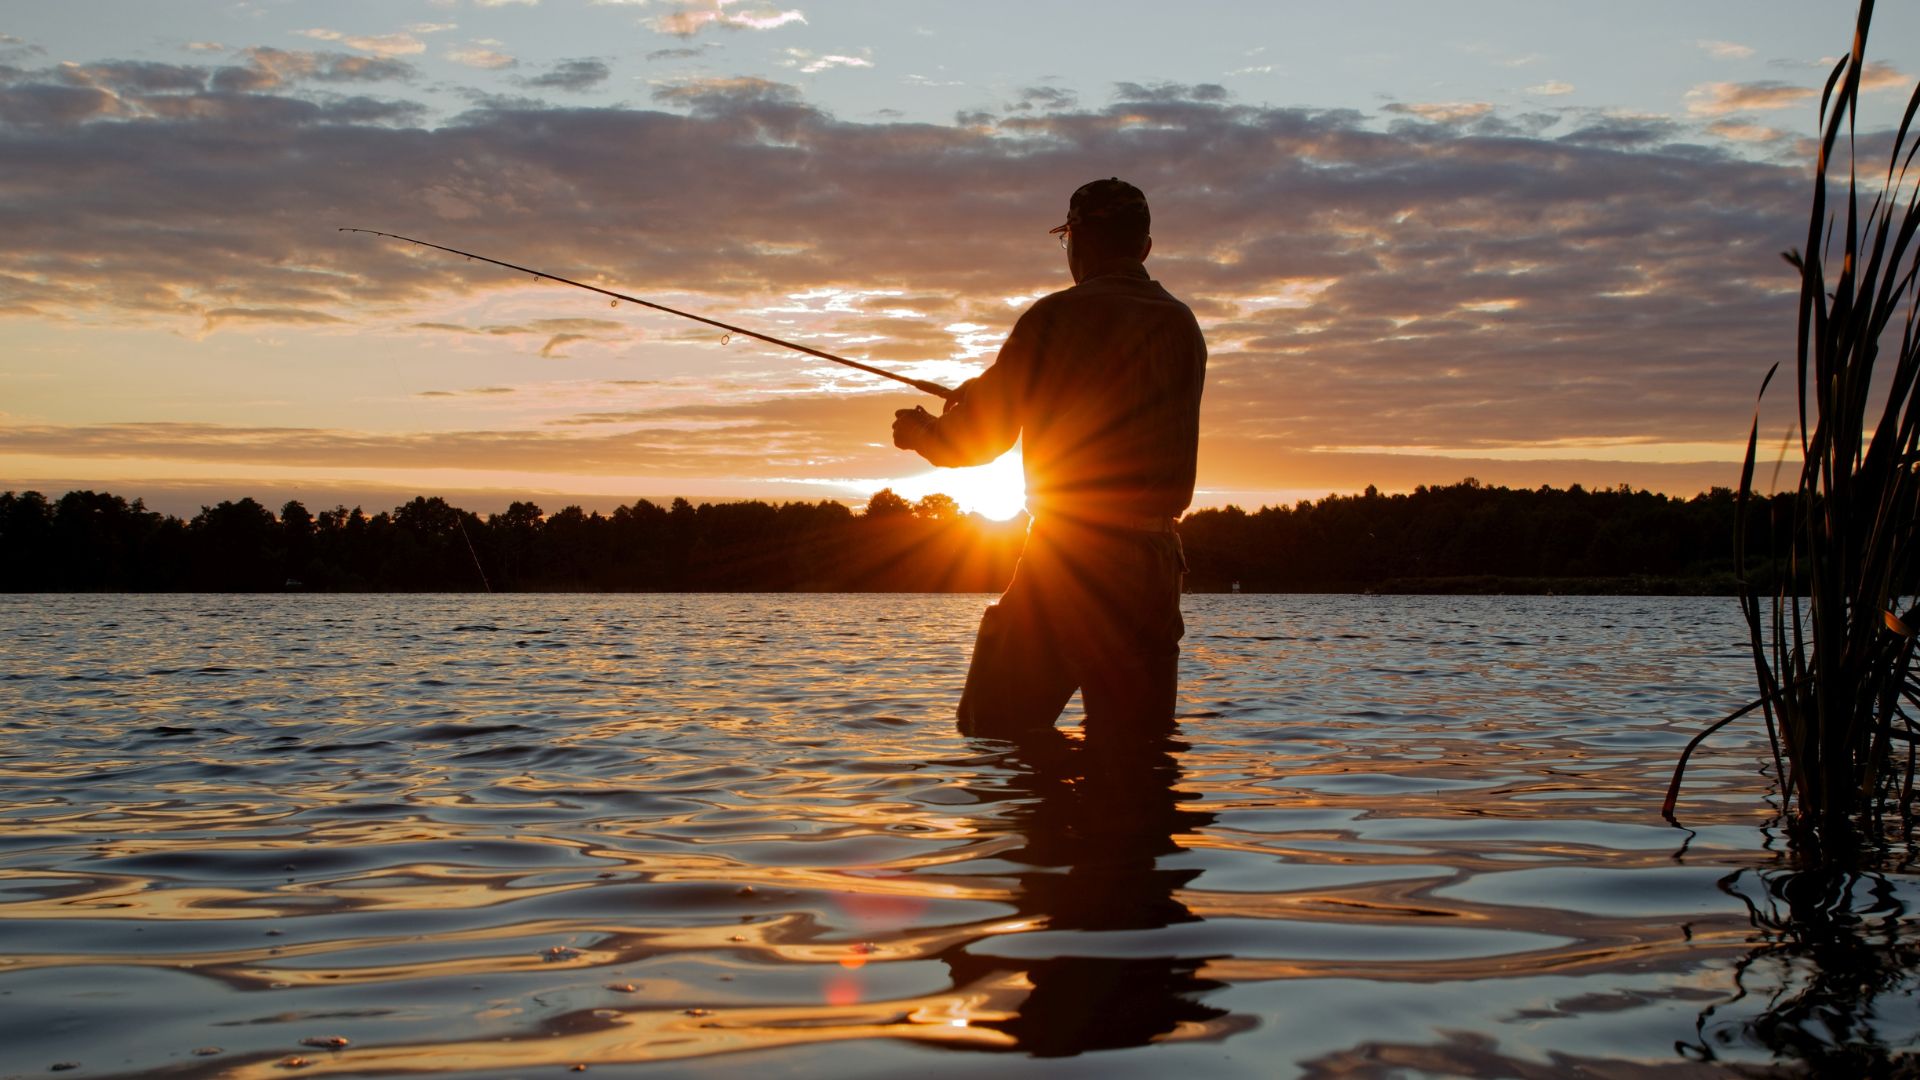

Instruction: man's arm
[892,313,1036,467]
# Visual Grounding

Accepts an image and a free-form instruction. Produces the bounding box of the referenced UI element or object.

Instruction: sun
[889,447,1027,520]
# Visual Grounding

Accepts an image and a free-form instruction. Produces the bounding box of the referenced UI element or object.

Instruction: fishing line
[456,516,493,593]
[341,228,955,402]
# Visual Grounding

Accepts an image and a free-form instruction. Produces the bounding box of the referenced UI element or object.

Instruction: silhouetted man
[892,178,1207,743]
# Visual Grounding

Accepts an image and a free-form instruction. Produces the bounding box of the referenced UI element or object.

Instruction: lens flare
[889,448,1026,520]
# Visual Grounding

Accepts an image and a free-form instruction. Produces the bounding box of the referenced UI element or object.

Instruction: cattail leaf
[1698,0,1920,848]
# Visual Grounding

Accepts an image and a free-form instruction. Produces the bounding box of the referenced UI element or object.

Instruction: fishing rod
[341,228,956,402]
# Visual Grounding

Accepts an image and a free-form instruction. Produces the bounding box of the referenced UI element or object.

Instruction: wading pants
[957,520,1187,744]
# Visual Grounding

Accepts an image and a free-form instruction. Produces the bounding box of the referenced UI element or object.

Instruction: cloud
[1708,120,1786,143]
[646,45,710,61]
[0,58,1856,494]
[1556,112,1681,148]
[0,393,911,478]
[1698,40,1755,60]
[0,33,41,61]
[411,318,630,335]
[0,54,418,128]
[521,58,611,91]
[408,317,632,358]
[651,2,806,37]
[1384,101,1494,123]
[61,60,208,94]
[1792,57,1908,94]
[779,48,872,75]
[407,22,459,34]
[212,48,416,91]
[295,29,427,58]
[447,44,517,70]
[1112,81,1228,104]
[1685,80,1815,116]
[1006,85,1076,112]
[419,386,517,397]
[202,307,348,331]
[1526,81,1574,96]
[539,332,595,357]
[1860,61,1910,92]
[650,73,801,112]
[0,83,118,126]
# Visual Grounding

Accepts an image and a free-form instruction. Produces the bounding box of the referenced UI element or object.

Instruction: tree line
[0,487,1024,592]
[0,479,1788,593]
[1179,480,1788,593]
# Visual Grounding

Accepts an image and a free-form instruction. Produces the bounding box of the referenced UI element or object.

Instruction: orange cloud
[294,28,427,58]
[651,2,806,37]
[1708,120,1785,143]
[1685,80,1815,116]
[201,307,348,331]
[1384,101,1493,123]
[448,42,517,70]
[1859,61,1910,92]
[1697,40,1754,60]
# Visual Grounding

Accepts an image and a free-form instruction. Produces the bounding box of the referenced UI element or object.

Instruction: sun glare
[890,448,1027,520]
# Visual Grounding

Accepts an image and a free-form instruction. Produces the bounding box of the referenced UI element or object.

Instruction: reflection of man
[934,729,1240,1056]
[892,178,1207,740]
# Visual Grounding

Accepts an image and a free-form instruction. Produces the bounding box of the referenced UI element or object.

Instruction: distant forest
[0,480,1788,594]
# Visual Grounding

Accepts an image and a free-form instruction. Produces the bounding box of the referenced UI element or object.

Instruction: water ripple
[0,593,1913,1077]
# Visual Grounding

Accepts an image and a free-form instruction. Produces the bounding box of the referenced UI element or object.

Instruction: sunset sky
[3,1,1917,518]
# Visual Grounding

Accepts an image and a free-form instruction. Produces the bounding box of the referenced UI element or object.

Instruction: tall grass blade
[1667,0,1920,856]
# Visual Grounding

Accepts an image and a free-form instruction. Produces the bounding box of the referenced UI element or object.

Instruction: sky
[2,0,1917,519]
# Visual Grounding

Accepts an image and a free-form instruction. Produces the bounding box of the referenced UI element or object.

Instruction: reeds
[1665,0,1920,853]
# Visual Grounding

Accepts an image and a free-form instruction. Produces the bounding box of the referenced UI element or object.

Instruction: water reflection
[1683,863,1920,1073]
[4,595,1917,1076]
[938,729,1252,1055]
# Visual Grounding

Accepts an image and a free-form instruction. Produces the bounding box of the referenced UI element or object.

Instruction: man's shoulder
[1025,274,1195,321]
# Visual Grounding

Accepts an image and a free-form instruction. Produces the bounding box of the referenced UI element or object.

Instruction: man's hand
[893,406,936,451]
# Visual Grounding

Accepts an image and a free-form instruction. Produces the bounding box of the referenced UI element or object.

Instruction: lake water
[0,594,1915,1078]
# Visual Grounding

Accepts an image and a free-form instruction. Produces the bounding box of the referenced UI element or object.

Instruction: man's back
[898,258,1206,530]
[1014,264,1207,526]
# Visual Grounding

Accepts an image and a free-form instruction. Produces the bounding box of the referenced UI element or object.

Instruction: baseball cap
[1048,177,1150,235]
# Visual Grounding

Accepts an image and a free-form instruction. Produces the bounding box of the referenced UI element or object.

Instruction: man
[892,178,1208,743]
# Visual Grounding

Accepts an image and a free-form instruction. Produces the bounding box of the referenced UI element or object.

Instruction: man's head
[1051,177,1151,281]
